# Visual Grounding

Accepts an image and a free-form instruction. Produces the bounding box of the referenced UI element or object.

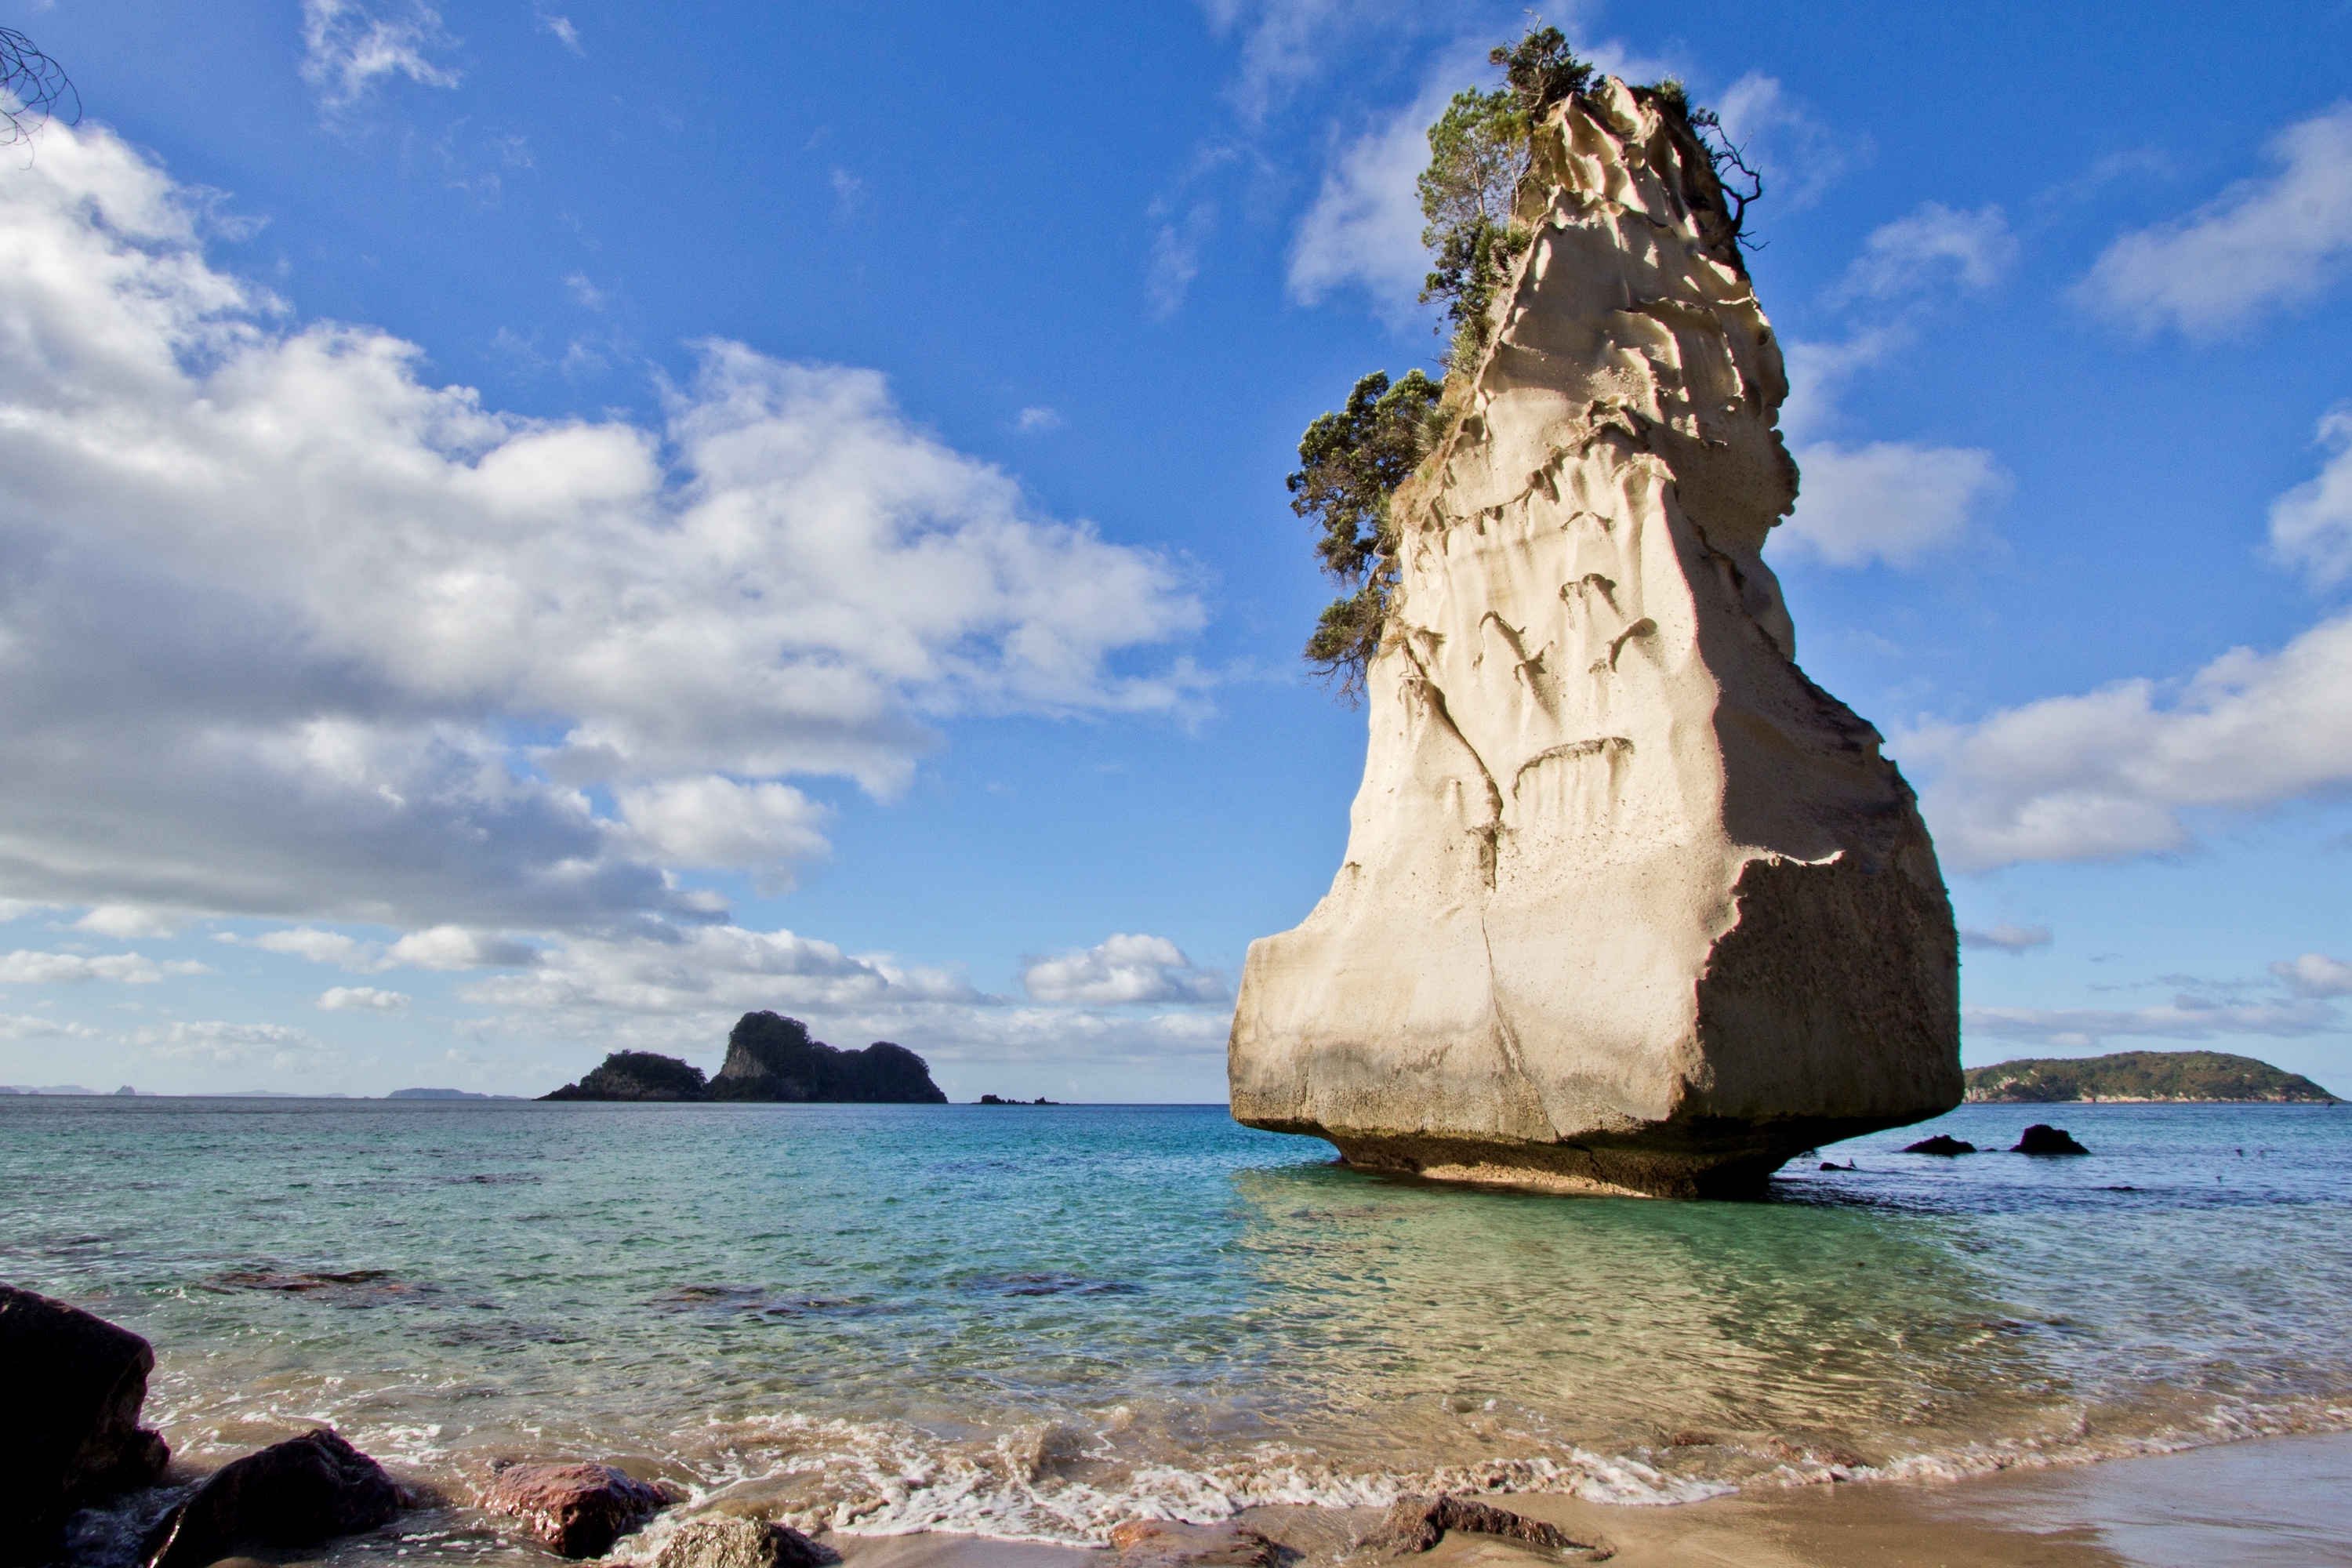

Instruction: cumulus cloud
[319,985,410,1011]
[1198,0,1392,123]
[2270,406,2352,589]
[245,927,379,968]
[1965,995,2339,1048]
[1148,201,1217,318]
[0,950,198,985]
[1904,609,2352,871]
[1831,202,2015,302]
[1016,406,1063,434]
[1780,441,2009,569]
[535,5,582,54]
[133,1019,326,1065]
[2274,952,2352,998]
[299,0,462,110]
[1019,934,1230,1006]
[0,1014,104,1041]
[1960,921,2053,953]
[2080,103,2352,339]
[74,906,186,939]
[0,124,1205,938]
[615,778,830,873]
[385,927,539,971]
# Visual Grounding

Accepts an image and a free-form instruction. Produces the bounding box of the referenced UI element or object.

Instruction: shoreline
[815,1430,2352,1566]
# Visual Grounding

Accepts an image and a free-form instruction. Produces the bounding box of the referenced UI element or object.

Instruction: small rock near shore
[140,1428,400,1568]
[1109,1519,1277,1567]
[0,1282,171,1560]
[1902,1134,1976,1155]
[1369,1495,1606,1558]
[2013,1124,2089,1155]
[482,1461,670,1558]
[653,1516,829,1568]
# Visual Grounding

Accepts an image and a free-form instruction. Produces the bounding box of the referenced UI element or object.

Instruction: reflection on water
[2,1098,2348,1559]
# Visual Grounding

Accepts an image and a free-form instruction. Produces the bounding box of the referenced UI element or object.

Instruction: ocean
[5,1097,2348,1563]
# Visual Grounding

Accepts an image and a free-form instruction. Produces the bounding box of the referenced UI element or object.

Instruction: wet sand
[829,1431,2352,1567]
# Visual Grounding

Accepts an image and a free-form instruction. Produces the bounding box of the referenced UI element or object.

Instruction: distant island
[387,1087,521,1100]
[1965,1051,2336,1104]
[543,1011,947,1103]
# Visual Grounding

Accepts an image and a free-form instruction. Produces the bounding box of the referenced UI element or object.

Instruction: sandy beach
[829,1432,2352,1567]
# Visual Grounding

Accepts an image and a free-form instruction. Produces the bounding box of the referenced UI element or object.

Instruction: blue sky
[1,0,2348,1100]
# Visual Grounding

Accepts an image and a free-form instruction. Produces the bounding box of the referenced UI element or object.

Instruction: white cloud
[386,927,539,971]
[1778,441,2009,569]
[1288,76,1452,321]
[0,124,1206,936]
[615,777,830,872]
[134,1019,326,1065]
[1148,201,1216,318]
[2080,102,2352,339]
[2274,952,2352,999]
[319,985,410,1011]
[1904,608,2352,872]
[2270,406,2352,589]
[1965,995,2339,1048]
[74,905,185,939]
[0,1013,103,1040]
[535,5,582,53]
[1830,202,2015,302]
[0,950,165,985]
[1019,933,1229,1006]
[1016,407,1063,434]
[248,927,379,968]
[299,0,462,111]
[1961,921,2053,953]
[1200,0,1378,124]
[1711,74,1849,209]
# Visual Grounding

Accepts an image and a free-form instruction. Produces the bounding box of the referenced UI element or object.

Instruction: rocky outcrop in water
[2013,1124,2089,1156]
[711,1013,947,1103]
[0,1284,170,1562]
[481,1461,670,1558]
[1228,78,1962,1197]
[141,1428,400,1568]
[1369,1495,1606,1558]
[543,1051,712,1102]
[652,1516,827,1568]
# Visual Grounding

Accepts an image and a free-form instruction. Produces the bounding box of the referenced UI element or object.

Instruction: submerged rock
[0,1283,169,1562]
[652,1516,828,1568]
[1368,1495,1604,1558]
[2013,1124,2089,1155]
[1903,1134,1977,1156]
[481,1460,670,1558]
[140,1428,400,1568]
[1109,1519,1278,1567]
[1229,78,1961,1197]
[710,1012,947,1103]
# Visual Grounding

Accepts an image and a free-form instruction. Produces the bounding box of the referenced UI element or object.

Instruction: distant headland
[1964,1051,2336,1104]
[542,1011,947,1103]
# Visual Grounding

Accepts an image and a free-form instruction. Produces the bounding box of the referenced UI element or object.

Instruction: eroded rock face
[0,1283,169,1562]
[1229,79,1961,1197]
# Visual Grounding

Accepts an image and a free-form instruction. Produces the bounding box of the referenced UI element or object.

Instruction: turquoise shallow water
[4,1098,2350,1560]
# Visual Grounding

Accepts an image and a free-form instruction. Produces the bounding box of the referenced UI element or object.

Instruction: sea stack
[1229,78,1961,1197]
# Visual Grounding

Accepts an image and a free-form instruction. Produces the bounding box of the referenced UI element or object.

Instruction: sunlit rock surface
[1229,79,1961,1197]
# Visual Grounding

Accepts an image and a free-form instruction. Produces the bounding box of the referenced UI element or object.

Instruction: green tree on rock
[1289,369,1443,698]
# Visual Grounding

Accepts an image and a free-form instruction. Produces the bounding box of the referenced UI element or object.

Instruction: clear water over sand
[4,1098,2347,1560]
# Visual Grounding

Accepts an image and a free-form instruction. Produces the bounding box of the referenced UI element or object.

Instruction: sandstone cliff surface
[1229,79,1962,1196]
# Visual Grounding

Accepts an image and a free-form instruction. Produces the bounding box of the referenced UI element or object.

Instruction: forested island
[1964,1051,2336,1104]
[542,1011,946,1103]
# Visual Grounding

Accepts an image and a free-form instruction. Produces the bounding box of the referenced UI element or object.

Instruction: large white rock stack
[1229,79,1962,1197]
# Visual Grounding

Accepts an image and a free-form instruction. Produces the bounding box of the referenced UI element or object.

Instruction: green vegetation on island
[1963,1051,2337,1104]
[1288,27,1759,697]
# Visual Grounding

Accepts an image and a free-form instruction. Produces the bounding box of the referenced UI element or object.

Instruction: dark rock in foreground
[141,1428,399,1568]
[0,1283,171,1563]
[710,1013,946,1103]
[482,1461,669,1558]
[1965,1050,2336,1103]
[1903,1134,1976,1155]
[652,1516,829,1568]
[1369,1495,1605,1558]
[543,1051,711,1102]
[2013,1123,2089,1155]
